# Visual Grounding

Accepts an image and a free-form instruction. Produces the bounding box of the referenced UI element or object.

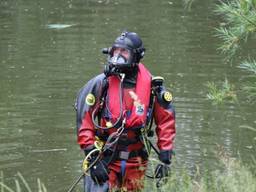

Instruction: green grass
[1,154,255,192]
[144,153,256,192]
[0,172,47,192]
[183,0,195,10]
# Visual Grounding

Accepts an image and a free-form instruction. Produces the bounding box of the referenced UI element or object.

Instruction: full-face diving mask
[104,46,135,75]
[102,31,145,76]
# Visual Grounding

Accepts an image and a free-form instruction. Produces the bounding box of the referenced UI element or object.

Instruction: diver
[75,31,176,192]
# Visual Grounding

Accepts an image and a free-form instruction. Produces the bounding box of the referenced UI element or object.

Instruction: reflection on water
[0,0,255,191]
[46,24,75,29]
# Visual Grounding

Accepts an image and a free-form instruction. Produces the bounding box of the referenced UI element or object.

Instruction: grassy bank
[1,154,255,192]
[145,154,256,192]
[0,172,47,192]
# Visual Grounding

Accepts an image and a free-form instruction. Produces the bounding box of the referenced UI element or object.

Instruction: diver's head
[103,31,145,76]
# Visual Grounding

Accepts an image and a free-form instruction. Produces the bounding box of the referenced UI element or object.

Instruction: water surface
[0,0,255,191]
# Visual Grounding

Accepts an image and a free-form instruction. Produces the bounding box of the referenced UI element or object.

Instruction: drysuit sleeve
[77,109,95,150]
[75,73,106,150]
[153,89,176,158]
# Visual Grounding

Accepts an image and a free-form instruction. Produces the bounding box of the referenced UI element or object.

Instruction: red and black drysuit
[75,64,176,191]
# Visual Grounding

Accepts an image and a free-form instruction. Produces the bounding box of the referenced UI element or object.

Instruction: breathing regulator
[102,31,145,76]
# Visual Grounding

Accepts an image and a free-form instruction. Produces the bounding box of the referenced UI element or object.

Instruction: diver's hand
[154,163,170,188]
[156,150,172,178]
[155,150,172,187]
[89,157,109,185]
[154,163,170,179]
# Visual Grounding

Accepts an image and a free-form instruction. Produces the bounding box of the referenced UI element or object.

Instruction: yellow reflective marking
[82,159,89,173]
[94,136,104,150]
[85,93,95,106]
[106,121,113,128]
[163,91,172,102]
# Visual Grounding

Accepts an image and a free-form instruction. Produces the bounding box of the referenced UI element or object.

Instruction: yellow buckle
[82,159,89,174]
[94,136,104,150]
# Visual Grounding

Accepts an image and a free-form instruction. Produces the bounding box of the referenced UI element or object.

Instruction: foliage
[144,151,256,192]
[0,172,47,192]
[215,0,256,102]
[215,0,256,60]
[183,0,256,103]
[183,0,195,10]
[215,27,241,60]
[238,60,256,102]
[239,59,256,74]
[205,79,237,105]
[1,155,256,192]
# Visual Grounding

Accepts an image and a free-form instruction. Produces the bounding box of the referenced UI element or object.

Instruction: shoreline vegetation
[205,78,237,105]
[0,172,47,192]
[214,0,256,104]
[156,151,256,192]
[1,152,255,192]
[184,0,256,104]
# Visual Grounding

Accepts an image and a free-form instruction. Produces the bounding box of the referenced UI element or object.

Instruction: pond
[0,0,255,191]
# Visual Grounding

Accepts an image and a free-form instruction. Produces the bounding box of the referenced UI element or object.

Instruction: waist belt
[97,131,143,146]
[113,148,148,161]
[117,134,141,145]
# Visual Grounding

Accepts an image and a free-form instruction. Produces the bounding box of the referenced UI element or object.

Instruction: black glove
[154,163,170,179]
[89,156,109,185]
[154,163,170,188]
[159,150,172,165]
[154,150,172,187]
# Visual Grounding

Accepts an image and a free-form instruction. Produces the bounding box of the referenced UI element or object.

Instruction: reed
[144,153,256,192]
[0,172,47,192]
[1,153,255,192]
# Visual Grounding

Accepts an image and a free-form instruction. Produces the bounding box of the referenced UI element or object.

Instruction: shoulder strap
[96,77,109,124]
[145,82,155,137]
[75,73,107,133]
